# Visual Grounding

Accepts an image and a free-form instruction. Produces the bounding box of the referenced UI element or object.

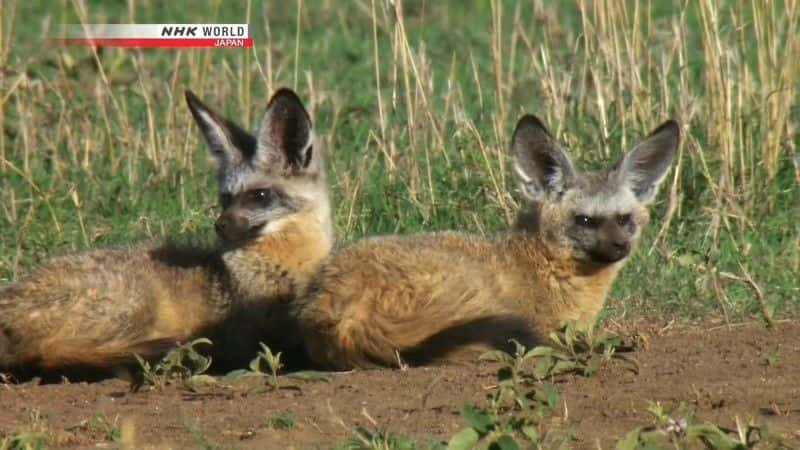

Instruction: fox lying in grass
[295,115,679,369]
[0,88,333,378]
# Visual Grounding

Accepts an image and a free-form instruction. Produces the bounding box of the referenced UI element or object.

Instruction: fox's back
[296,231,521,366]
[308,231,500,306]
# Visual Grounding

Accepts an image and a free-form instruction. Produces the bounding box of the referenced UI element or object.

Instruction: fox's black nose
[215,213,256,243]
[215,215,239,240]
[612,240,630,256]
[214,217,227,233]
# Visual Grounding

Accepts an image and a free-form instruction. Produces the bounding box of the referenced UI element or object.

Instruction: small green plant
[250,342,284,388]
[480,339,549,390]
[0,410,48,450]
[486,321,637,380]
[446,382,570,449]
[86,414,122,443]
[226,343,329,392]
[334,427,423,450]
[225,343,284,391]
[615,402,790,450]
[541,321,638,378]
[264,414,295,430]
[131,337,215,391]
[0,432,47,450]
[447,339,575,449]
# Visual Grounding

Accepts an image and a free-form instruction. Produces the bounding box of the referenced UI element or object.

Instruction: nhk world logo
[56,24,251,48]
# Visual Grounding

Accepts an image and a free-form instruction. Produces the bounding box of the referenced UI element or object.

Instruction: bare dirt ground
[1,320,798,449]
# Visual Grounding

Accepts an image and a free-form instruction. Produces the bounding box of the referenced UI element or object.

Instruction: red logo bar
[54,38,253,48]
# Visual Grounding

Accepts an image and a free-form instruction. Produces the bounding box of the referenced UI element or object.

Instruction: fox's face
[512,116,679,265]
[185,88,329,245]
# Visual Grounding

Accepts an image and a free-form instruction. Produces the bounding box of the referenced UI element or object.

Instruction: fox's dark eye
[575,214,599,228]
[219,193,233,209]
[616,214,632,226]
[250,189,272,204]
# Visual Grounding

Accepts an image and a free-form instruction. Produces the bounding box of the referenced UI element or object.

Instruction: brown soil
[1,321,798,449]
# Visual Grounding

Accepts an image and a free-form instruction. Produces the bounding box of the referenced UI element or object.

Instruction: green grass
[1,0,798,324]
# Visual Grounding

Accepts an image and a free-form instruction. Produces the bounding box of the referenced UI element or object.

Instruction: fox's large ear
[254,88,316,176]
[185,90,255,173]
[512,115,576,201]
[614,120,679,204]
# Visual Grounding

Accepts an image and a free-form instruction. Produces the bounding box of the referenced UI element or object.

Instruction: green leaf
[614,427,645,450]
[479,350,513,364]
[446,428,480,450]
[223,369,255,381]
[538,382,560,409]
[583,359,600,376]
[510,339,530,357]
[552,359,578,375]
[249,355,265,373]
[284,370,331,382]
[521,426,539,442]
[645,402,667,421]
[597,332,622,347]
[185,374,217,391]
[533,355,555,379]
[526,346,557,358]
[548,331,566,347]
[489,434,519,450]
[460,405,493,435]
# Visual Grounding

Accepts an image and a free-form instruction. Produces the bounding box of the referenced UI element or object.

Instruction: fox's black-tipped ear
[614,120,679,204]
[185,90,256,171]
[512,114,576,201]
[255,88,316,175]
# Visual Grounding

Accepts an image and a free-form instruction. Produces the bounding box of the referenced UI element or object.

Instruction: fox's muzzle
[215,212,264,244]
[592,223,632,263]
[590,240,630,263]
[585,220,633,264]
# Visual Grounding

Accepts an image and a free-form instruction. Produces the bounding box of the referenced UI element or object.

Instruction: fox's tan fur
[295,115,679,369]
[0,89,333,376]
